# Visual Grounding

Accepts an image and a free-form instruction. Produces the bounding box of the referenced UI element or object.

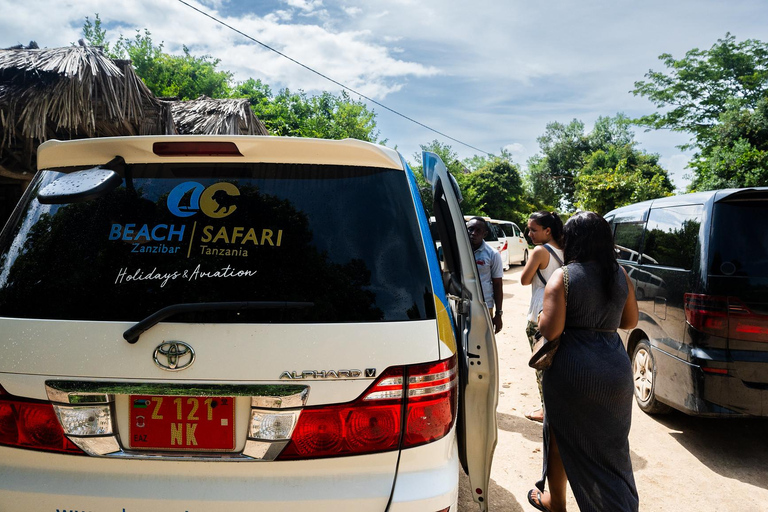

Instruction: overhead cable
[176,0,492,156]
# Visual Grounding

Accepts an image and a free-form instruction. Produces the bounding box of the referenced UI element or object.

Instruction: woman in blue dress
[528,212,640,512]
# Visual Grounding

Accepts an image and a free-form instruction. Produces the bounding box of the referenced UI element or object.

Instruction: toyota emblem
[153,341,195,371]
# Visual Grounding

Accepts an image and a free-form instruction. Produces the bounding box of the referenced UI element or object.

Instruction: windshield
[710,199,768,278]
[0,163,435,323]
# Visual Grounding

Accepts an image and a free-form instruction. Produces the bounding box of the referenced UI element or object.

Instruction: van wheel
[520,250,528,266]
[632,340,671,414]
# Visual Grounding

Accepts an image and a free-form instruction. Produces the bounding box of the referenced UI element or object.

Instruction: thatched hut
[0,44,270,226]
[169,95,268,136]
[0,44,175,222]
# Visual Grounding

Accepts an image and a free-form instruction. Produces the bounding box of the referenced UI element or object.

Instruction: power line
[176,0,492,156]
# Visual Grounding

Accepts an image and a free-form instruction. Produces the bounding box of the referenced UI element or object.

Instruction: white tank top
[527,244,564,322]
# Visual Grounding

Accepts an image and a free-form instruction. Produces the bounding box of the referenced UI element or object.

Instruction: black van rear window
[0,163,435,323]
[710,199,768,278]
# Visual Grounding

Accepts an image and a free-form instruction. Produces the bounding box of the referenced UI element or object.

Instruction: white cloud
[504,143,525,154]
[343,6,362,16]
[283,0,323,13]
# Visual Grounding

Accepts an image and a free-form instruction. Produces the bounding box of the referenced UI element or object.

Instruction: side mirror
[38,157,124,204]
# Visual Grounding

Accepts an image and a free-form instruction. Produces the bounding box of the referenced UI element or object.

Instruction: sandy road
[458,266,768,512]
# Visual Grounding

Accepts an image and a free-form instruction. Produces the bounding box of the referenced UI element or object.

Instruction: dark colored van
[605,188,768,417]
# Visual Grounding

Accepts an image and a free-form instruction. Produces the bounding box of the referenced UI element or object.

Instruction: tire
[520,249,528,266]
[631,340,671,414]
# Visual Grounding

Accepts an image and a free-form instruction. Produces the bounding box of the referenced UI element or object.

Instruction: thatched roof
[169,95,268,136]
[0,44,269,193]
[0,45,173,148]
[0,45,175,181]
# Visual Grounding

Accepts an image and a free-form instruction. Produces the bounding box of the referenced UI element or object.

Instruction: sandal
[525,408,544,423]
[527,488,552,512]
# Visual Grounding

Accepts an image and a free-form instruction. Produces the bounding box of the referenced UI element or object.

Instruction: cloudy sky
[2,0,767,189]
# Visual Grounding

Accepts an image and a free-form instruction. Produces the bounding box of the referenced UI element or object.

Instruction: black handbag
[528,265,569,371]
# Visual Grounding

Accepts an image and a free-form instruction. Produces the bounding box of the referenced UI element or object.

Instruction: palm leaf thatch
[0,45,173,152]
[170,95,268,136]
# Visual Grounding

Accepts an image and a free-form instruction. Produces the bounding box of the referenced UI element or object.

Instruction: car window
[484,224,499,242]
[641,205,703,270]
[0,163,436,323]
[614,222,645,262]
[710,199,768,277]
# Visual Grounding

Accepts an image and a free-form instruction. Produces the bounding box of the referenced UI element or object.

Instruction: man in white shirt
[467,217,503,333]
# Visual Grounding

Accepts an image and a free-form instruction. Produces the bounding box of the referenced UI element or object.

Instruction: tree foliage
[633,34,768,191]
[232,80,379,141]
[633,34,768,149]
[574,145,673,215]
[81,14,380,141]
[525,114,673,214]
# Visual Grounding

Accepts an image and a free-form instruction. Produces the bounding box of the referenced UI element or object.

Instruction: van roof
[37,135,404,171]
[605,187,768,218]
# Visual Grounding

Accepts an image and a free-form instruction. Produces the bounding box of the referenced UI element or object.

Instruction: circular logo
[200,182,240,218]
[153,341,196,371]
[167,182,204,218]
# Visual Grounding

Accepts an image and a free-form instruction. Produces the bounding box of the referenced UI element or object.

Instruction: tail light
[278,357,457,460]
[153,141,243,157]
[0,385,85,455]
[499,241,508,252]
[685,294,768,342]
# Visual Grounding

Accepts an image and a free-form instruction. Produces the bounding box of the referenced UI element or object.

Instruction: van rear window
[0,163,435,323]
[710,200,768,278]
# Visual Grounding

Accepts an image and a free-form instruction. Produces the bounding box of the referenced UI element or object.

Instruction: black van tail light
[0,385,85,455]
[277,357,457,460]
[152,141,243,157]
[684,294,729,337]
[685,294,768,342]
[702,367,729,375]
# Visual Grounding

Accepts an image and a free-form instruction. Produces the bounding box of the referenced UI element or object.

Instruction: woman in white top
[520,211,564,423]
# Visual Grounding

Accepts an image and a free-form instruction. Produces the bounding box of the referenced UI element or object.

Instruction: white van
[490,219,528,266]
[0,136,498,511]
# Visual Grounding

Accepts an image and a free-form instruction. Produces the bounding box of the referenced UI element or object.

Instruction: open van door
[422,152,499,511]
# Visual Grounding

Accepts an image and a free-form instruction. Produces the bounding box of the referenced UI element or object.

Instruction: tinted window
[614,222,645,261]
[641,205,703,270]
[710,200,768,277]
[0,163,435,323]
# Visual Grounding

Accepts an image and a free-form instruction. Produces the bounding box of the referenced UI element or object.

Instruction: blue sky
[2,0,768,190]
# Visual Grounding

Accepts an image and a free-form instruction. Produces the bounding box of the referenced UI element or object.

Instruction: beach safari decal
[108,181,284,259]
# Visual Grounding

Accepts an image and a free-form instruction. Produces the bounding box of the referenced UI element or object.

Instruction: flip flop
[524,409,544,423]
[527,488,552,512]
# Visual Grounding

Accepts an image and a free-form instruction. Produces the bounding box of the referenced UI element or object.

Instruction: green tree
[633,34,768,149]
[463,157,526,224]
[687,98,768,190]
[574,145,674,215]
[526,114,674,212]
[528,119,590,207]
[80,14,111,53]
[633,34,768,190]
[82,17,232,100]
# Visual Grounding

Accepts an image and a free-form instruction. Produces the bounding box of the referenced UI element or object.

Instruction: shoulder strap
[562,265,569,308]
[542,243,564,266]
[536,244,563,285]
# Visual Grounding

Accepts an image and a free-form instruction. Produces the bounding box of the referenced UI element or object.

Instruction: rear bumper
[0,432,459,511]
[655,347,768,416]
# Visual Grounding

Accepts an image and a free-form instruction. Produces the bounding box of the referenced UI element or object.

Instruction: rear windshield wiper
[124,301,315,344]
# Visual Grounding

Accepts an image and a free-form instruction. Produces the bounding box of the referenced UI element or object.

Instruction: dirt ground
[458,266,768,512]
